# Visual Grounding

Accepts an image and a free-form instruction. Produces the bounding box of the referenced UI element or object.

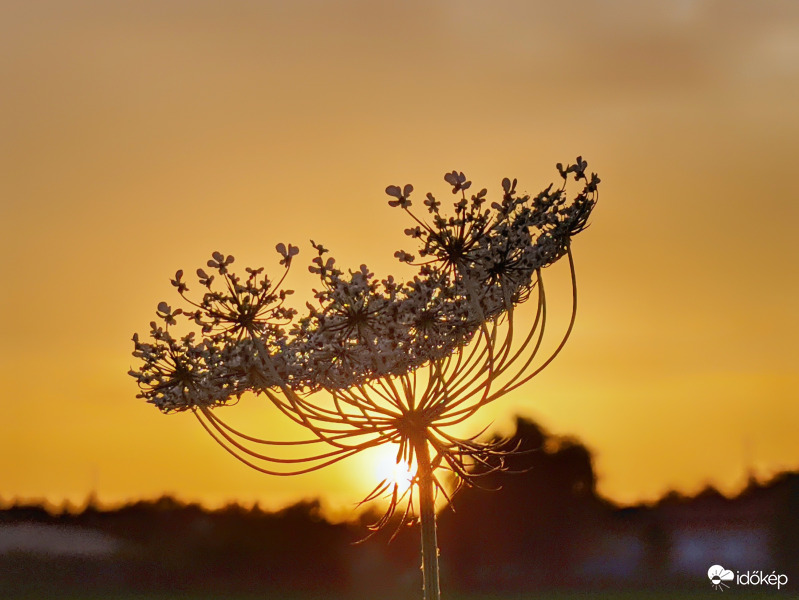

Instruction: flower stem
[413,433,441,600]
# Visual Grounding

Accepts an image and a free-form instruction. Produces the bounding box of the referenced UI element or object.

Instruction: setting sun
[359,444,417,499]
[378,457,416,496]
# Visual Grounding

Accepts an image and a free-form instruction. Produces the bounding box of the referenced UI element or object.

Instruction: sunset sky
[1,0,797,516]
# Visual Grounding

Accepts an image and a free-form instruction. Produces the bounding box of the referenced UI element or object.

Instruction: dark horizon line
[3,466,796,520]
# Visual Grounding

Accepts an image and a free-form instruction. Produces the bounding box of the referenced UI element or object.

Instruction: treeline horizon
[2,416,789,519]
[3,417,798,597]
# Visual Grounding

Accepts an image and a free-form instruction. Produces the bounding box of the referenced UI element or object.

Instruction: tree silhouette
[130,159,598,599]
[438,418,604,590]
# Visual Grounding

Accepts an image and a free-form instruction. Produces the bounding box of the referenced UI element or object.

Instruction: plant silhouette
[130,159,598,599]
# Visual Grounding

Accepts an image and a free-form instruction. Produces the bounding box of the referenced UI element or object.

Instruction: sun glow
[373,448,416,495]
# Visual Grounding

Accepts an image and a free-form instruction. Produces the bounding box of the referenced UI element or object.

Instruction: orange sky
[1,1,798,515]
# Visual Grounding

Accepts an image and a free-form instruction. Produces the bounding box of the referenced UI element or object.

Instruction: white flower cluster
[130,159,598,413]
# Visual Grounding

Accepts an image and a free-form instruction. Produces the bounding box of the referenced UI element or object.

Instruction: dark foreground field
[3,591,792,600]
[3,592,786,600]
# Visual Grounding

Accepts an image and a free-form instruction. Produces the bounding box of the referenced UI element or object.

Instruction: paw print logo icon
[708,564,734,591]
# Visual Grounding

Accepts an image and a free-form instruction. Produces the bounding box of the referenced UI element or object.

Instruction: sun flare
[373,449,416,495]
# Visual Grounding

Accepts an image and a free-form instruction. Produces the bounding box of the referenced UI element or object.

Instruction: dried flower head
[130,158,598,527]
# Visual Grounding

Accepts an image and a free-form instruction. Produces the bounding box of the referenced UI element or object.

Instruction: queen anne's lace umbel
[130,159,598,524]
